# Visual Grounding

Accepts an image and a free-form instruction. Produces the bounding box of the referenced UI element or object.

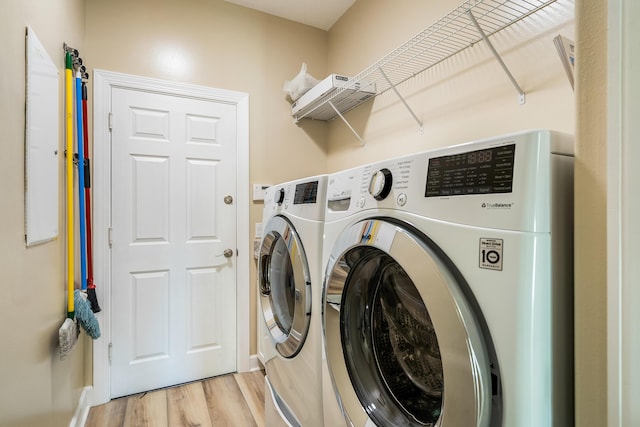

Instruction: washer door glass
[324,219,497,426]
[259,215,311,358]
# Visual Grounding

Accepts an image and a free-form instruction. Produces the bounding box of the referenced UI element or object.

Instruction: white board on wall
[25,26,59,246]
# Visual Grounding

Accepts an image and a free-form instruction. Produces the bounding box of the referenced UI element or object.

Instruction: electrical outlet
[253,184,271,201]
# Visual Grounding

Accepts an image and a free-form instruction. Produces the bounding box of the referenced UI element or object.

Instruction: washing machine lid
[324,218,498,426]
[259,215,312,358]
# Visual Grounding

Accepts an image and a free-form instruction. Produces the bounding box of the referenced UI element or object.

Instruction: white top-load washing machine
[321,130,574,427]
[258,175,327,427]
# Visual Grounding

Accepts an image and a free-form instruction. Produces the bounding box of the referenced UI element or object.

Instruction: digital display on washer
[425,143,516,197]
[294,180,319,204]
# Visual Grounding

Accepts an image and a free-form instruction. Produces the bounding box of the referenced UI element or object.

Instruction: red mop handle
[82,83,95,289]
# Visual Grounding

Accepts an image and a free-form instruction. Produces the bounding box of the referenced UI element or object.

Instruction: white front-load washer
[258,175,327,427]
[321,130,574,426]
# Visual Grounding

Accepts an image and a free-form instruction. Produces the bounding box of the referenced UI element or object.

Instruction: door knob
[222,248,234,258]
[224,195,233,204]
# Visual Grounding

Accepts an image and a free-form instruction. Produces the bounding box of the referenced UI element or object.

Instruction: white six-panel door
[110,87,237,397]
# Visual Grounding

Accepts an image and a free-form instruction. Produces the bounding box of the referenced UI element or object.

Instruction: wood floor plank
[123,389,167,427]
[85,396,127,427]
[234,371,266,427]
[167,382,212,427]
[87,372,266,427]
[203,374,257,427]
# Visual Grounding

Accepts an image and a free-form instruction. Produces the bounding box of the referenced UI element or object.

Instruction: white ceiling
[223,0,356,31]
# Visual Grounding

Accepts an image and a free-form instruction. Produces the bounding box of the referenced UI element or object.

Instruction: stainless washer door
[259,215,312,358]
[324,218,499,426]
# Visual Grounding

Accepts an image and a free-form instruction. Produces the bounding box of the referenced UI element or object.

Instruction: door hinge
[108,342,112,363]
[108,227,113,247]
[108,112,113,131]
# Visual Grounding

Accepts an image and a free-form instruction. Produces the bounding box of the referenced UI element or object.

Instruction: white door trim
[608,1,640,425]
[91,69,250,405]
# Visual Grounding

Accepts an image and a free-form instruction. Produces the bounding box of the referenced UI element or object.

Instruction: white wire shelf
[295,0,562,131]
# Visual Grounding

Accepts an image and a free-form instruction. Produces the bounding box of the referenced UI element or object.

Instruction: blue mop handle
[76,71,87,291]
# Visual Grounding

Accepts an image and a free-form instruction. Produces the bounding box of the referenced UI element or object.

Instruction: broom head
[58,317,78,360]
[87,283,101,313]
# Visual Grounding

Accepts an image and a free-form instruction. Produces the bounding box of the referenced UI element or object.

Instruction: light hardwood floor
[86,371,265,427]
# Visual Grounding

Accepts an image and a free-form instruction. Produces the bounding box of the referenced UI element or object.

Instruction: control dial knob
[368,168,393,201]
[274,188,285,205]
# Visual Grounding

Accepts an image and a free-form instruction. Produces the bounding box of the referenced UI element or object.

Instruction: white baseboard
[69,386,92,427]
[247,354,264,372]
[248,354,261,372]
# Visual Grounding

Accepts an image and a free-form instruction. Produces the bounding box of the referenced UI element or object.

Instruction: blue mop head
[74,290,101,339]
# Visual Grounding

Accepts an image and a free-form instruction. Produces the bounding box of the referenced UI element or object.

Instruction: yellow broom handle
[66,54,74,316]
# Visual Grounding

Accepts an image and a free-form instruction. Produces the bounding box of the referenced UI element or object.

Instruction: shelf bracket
[379,68,424,133]
[467,11,526,105]
[328,101,365,146]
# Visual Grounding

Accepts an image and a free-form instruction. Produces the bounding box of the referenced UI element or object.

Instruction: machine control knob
[368,168,393,201]
[275,188,285,205]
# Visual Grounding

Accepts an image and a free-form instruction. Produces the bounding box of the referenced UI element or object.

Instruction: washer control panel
[327,158,415,212]
[425,144,516,197]
[264,175,328,222]
[326,130,573,233]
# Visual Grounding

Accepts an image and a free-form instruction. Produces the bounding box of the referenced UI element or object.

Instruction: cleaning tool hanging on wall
[75,67,88,294]
[82,80,101,313]
[74,290,100,339]
[59,49,78,359]
[71,58,101,340]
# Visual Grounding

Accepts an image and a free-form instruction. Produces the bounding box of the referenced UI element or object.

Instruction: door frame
[91,69,251,405]
[607,1,640,424]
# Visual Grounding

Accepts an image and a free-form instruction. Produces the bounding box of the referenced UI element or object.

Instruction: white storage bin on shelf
[293,0,568,145]
[292,74,376,121]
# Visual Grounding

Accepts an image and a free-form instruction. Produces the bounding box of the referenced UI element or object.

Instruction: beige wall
[0,1,87,426]
[84,0,329,355]
[325,0,575,170]
[575,0,607,425]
